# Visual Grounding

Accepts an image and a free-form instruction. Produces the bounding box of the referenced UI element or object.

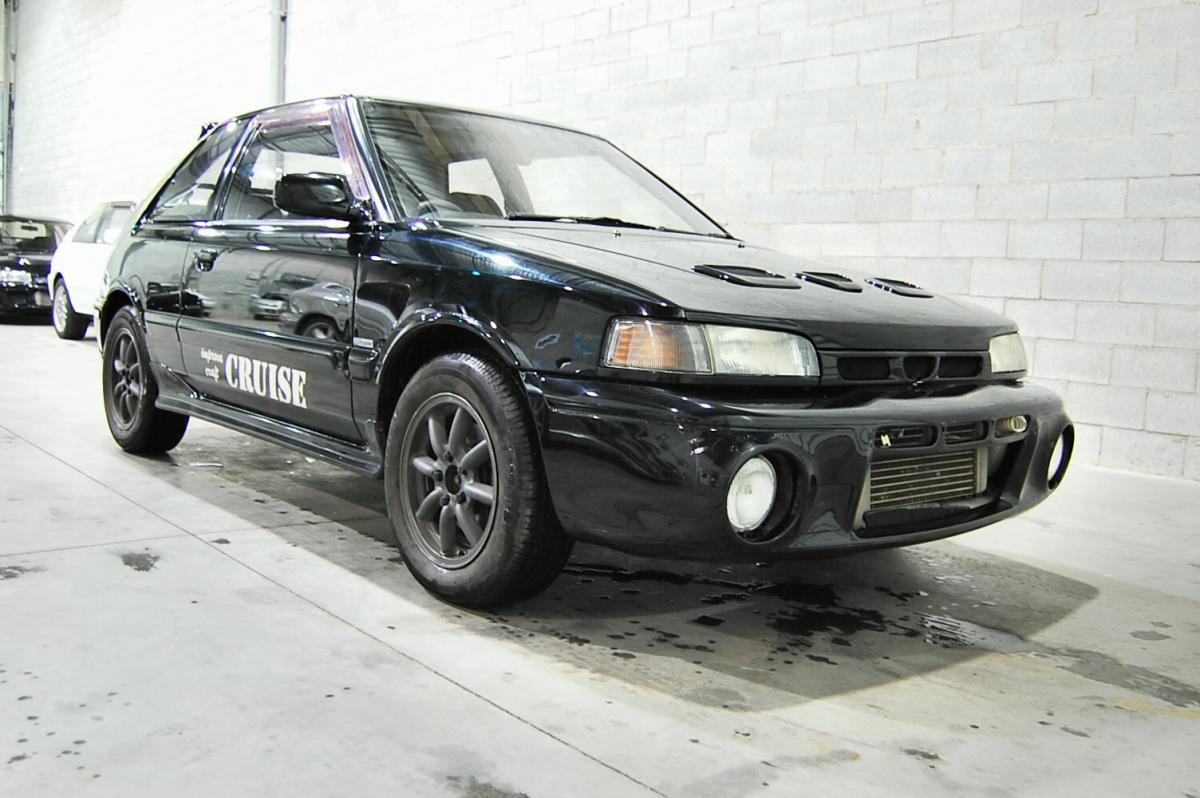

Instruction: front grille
[903,355,936,381]
[867,450,984,511]
[938,356,982,378]
[876,424,934,448]
[839,357,891,381]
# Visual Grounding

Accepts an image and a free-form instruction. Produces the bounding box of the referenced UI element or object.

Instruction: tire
[52,280,90,340]
[102,306,189,454]
[297,316,337,340]
[384,353,572,607]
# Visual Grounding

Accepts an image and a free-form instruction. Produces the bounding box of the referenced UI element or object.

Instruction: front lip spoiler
[524,374,1070,560]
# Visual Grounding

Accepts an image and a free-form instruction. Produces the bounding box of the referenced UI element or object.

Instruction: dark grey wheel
[52,280,89,340]
[400,394,497,568]
[102,306,189,453]
[384,353,572,607]
[108,328,144,432]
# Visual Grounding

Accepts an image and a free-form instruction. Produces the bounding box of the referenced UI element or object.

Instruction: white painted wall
[11,0,1200,479]
[9,0,271,222]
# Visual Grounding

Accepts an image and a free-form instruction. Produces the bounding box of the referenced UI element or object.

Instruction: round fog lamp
[726,457,777,533]
[997,415,1028,435]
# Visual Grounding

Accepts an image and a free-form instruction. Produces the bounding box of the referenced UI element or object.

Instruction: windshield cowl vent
[693,264,801,289]
[866,277,933,298]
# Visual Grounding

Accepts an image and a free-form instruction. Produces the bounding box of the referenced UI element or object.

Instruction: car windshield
[362,101,726,237]
[0,217,66,253]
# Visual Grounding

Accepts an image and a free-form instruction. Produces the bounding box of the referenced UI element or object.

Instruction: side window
[146,121,245,223]
[72,205,107,243]
[99,206,133,245]
[221,122,350,221]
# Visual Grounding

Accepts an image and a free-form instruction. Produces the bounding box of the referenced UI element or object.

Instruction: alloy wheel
[108,329,144,431]
[400,393,497,568]
[52,284,68,332]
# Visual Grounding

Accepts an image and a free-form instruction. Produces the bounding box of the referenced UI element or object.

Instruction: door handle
[193,249,219,272]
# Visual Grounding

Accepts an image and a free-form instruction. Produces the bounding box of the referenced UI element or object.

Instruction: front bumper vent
[944,421,987,444]
[866,449,985,512]
[876,424,934,448]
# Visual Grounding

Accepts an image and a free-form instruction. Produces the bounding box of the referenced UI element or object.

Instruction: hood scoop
[798,271,864,292]
[866,277,933,298]
[693,264,801,289]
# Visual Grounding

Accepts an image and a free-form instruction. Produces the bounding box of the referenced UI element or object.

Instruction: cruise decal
[201,348,308,408]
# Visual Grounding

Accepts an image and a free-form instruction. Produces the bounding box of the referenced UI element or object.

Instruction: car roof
[216,94,600,140]
[0,213,71,225]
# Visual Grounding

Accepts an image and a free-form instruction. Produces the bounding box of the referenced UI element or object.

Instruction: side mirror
[273,172,364,223]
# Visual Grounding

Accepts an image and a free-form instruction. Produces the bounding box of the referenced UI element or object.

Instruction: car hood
[437,222,1014,351]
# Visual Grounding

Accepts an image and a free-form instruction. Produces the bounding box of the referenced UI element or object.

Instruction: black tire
[297,316,338,340]
[384,353,572,607]
[102,306,189,454]
[52,280,90,340]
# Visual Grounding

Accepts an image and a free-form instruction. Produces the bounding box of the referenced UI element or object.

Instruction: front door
[122,120,248,374]
[176,106,366,441]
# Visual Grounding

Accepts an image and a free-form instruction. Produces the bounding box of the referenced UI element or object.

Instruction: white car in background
[49,201,134,339]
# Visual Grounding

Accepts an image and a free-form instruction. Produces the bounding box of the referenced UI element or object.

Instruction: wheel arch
[375,314,530,447]
[96,288,138,348]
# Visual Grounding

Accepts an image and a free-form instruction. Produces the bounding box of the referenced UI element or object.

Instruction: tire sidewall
[384,355,536,604]
[102,307,156,447]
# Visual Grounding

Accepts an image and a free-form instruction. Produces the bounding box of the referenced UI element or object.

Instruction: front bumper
[0,281,52,315]
[524,375,1071,560]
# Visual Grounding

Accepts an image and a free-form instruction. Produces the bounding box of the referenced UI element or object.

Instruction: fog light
[1047,426,1073,489]
[997,415,1028,435]
[726,457,777,533]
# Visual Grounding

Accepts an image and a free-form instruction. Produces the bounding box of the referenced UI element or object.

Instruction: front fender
[376,306,529,383]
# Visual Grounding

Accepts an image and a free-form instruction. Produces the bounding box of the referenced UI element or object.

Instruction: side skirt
[155,393,383,478]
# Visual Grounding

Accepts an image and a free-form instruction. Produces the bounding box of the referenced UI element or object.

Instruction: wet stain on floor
[0,565,41,581]
[446,775,529,798]
[460,547,1200,713]
[1131,630,1171,641]
[119,552,159,572]
[902,748,941,762]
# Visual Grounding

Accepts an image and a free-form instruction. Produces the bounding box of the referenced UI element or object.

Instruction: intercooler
[864,449,988,513]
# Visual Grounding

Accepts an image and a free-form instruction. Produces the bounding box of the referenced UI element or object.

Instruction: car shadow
[127,425,1108,711]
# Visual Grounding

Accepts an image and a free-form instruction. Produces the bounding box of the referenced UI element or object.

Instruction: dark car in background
[0,215,70,319]
[95,96,1073,607]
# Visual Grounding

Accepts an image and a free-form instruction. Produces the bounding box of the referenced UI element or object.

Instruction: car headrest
[449,192,502,217]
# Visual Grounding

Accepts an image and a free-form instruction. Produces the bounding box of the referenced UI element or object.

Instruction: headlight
[989,333,1027,374]
[603,318,820,377]
[0,267,33,286]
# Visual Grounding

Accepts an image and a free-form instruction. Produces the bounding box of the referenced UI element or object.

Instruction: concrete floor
[1,322,1197,798]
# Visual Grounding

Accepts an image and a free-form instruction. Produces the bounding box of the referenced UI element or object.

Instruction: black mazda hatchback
[97,96,1072,607]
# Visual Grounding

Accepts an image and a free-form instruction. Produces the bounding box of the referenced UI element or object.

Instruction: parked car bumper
[0,280,52,315]
[524,375,1072,560]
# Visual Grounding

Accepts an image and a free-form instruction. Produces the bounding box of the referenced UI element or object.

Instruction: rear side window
[72,205,107,243]
[145,121,246,223]
[99,206,133,244]
[221,122,350,221]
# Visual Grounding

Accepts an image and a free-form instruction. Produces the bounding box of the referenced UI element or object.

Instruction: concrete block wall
[10,0,1200,479]
[9,0,272,222]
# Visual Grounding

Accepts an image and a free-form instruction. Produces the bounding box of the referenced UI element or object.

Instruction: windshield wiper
[504,213,733,239]
[504,213,660,231]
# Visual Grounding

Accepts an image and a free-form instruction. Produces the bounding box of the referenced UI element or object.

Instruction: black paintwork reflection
[175,225,362,441]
